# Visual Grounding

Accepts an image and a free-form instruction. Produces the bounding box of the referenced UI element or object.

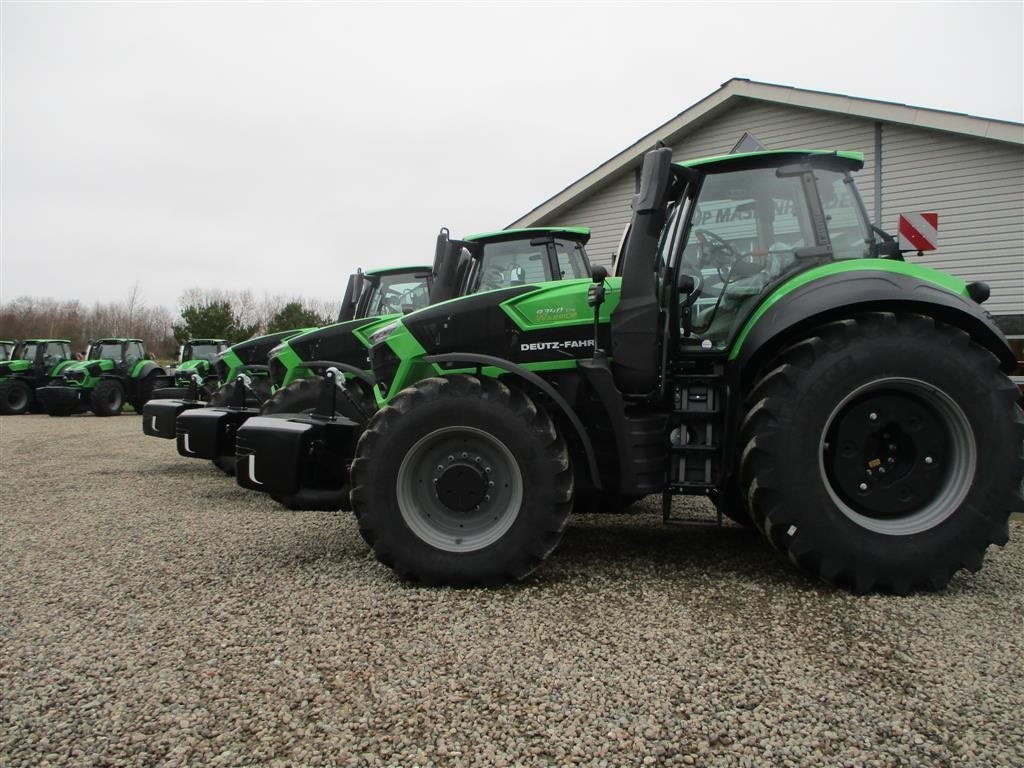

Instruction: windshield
[364,274,431,316]
[88,342,123,362]
[0,344,13,361]
[678,166,818,350]
[19,343,39,361]
[466,237,585,293]
[186,343,227,362]
[817,170,873,259]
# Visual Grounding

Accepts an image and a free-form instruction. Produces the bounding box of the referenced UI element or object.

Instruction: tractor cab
[178,339,229,366]
[87,339,145,372]
[355,266,434,318]
[432,227,591,303]
[612,149,896,394]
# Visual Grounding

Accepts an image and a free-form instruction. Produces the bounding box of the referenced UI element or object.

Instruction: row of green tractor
[143,148,1021,594]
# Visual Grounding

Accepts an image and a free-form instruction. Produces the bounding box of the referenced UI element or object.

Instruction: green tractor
[168,228,592,501]
[141,264,435,473]
[148,339,230,400]
[0,339,76,415]
[235,148,1022,593]
[36,338,165,416]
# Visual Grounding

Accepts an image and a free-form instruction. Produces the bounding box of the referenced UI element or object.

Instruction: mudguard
[731,264,1016,379]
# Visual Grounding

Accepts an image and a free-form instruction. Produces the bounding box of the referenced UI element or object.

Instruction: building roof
[509,78,1024,228]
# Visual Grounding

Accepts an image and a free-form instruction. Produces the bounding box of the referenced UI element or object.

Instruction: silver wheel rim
[818,377,976,536]
[397,426,523,552]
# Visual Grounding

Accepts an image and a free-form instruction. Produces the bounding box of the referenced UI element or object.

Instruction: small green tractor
[36,338,165,416]
[148,339,230,400]
[0,339,76,415]
[235,148,1022,593]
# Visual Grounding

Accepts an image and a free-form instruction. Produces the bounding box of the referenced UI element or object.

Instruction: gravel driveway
[2,415,1022,768]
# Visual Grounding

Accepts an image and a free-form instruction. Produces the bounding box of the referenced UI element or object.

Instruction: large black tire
[91,379,125,417]
[130,372,162,413]
[208,379,274,475]
[739,312,1024,594]
[351,375,573,586]
[0,379,33,415]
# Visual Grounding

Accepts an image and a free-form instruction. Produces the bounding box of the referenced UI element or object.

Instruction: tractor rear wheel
[740,312,1023,594]
[91,379,125,416]
[0,379,33,415]
[351,375,573,586]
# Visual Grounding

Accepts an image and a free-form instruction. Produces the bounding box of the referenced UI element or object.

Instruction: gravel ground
[2,414,1022,768]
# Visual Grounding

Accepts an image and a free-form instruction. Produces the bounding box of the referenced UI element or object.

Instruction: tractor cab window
[187,343,226,362]
[470,240,548,292]
[678,167,816,350]
[366,274,431,316]
[89,342,124,362]
[553,239,589,279]
[125,341,144,367]
[0,344,11,361]
[20,343,39,361]
[43,342,67,366]
[818,170,872,260]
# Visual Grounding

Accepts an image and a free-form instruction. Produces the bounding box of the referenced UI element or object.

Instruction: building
[509,78,1024,339]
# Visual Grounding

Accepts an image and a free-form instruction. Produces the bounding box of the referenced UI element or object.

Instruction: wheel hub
[435,461,488,512]
[820,378,975,536]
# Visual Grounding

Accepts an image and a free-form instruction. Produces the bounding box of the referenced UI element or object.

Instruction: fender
[131,361,165,379]
[731,265,1016,378]
[423,352,602,491]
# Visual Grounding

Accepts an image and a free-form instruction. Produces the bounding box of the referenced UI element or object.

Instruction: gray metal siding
[879,124,1023,316]
[535,100,1022,318]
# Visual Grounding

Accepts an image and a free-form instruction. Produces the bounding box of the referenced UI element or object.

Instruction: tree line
[0,286,337,361]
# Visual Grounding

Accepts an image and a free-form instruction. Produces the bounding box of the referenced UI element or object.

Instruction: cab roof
[363,265,432,277]
[465,226,590,243]
[22,339,72,344]
[677,149,864,173]
[93,338,143,344]
[186,338,228,344]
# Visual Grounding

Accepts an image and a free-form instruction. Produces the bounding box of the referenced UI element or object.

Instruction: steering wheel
[694,229,743,281]
[377,288,405,313]
[481,265,505,289]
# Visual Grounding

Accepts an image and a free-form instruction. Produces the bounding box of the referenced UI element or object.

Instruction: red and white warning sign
[898,212,939,252]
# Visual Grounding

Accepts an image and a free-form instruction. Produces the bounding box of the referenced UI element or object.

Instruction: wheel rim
[397,426,523,552]
[7,385,27,411]
[819,377,976,536]
[106,386,123,409]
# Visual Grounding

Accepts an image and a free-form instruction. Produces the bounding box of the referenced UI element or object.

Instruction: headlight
[369,321,399,346]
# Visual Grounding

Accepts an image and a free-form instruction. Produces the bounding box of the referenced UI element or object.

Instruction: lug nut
[925,456,933,464]
[859,482,868,491]
[869,412,878,421]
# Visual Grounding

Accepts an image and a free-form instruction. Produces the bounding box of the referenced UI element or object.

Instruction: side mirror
[591,265,608,283]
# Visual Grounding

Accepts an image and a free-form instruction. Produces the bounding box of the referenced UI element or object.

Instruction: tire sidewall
[0,380,32,415]
[356,386,567,583]
[762,331,1013,571]
[91,379,125,417]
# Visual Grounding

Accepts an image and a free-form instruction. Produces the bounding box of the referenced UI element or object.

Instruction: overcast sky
[3,1,1022,312]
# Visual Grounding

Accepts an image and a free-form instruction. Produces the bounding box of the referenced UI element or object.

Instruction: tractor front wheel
[91,379,125,416]
[740,312,1023,594]
[0,379,33,415]
[351,375,573,586]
